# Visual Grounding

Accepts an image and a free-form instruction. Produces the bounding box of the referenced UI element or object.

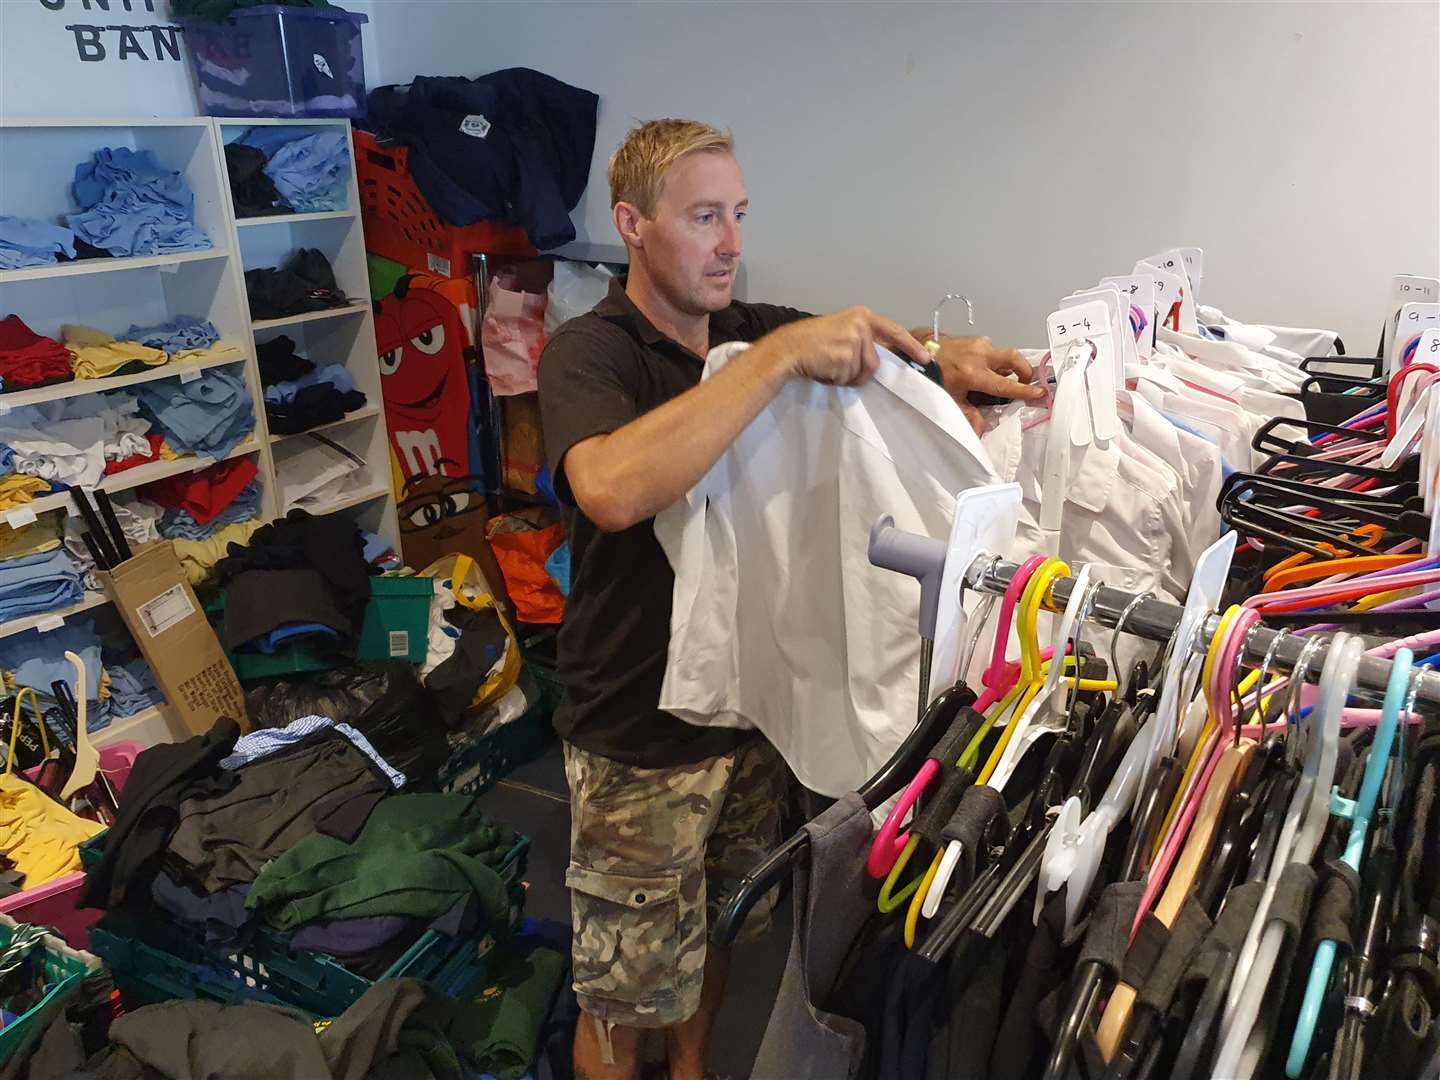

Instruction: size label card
[1063,286,1129,393]
[1047,299,1120,445]
[1418,329,1440,365]
[1101,275,1158,360]
[36,615,65,633]
[4,508,38,530]
[179,367,202,384]
[1391,303,1440,373]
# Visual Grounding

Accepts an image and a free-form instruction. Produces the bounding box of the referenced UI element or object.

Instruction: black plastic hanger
[709,682,974,946]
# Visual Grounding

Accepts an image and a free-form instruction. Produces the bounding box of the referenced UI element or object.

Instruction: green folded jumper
[246,793,519,934]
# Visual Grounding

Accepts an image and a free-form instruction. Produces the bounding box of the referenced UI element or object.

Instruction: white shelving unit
[0,117,399,747]
[215,116,398,549]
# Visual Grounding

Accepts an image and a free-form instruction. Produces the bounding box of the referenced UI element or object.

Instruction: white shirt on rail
[655,342,998,797]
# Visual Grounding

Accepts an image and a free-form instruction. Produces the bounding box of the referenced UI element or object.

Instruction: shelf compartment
[24,437,262,517]
[268,403,382,444]
[0,249,229,286]
[251,303,369,332]
[236,210,355,227]
[0,349,246,410]
[0,592,110,642]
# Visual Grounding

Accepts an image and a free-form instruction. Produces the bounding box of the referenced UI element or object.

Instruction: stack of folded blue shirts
[238,127,350,213]
[0,617,111,733]
[124,315,220,356]
[136,369,253,458]
[104,654,165,719]
[67,147,211,257]
[0,548,83,624]
[0,215,77,270]
[158,478,260,540]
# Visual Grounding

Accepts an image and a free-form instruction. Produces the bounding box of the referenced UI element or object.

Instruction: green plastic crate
[0,916,102,1063]
[85,837,530,1017]
[356,576,433,663]
[209,575,435,681]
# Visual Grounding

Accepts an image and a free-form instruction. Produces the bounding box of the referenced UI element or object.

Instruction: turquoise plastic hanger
[1284,646,1412,1077]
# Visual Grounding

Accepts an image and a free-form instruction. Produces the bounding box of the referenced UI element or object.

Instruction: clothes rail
[965,557,1440,708]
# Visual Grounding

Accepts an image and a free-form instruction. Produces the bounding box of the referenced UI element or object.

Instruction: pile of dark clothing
[224,125,351,217]
[80,717,523,977]
[0,314,74,393]
[214,508,371,658]
[363,68,598,250]
[257,333,367,434]
[20,938,568,1080]
[243,661,452,783]
[265,363,366,435]
[245,248,348,321]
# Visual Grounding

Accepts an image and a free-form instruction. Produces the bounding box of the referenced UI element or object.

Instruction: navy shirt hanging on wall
[364,68,599,251]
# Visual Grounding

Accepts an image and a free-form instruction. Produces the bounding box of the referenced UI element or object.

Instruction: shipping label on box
[99,542,248,737]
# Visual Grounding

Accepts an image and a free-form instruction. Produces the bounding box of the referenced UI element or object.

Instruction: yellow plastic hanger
[1149,605,1241,860]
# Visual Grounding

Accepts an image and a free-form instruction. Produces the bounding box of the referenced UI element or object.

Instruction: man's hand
[752,306,932,388]
[915,333,1046,431]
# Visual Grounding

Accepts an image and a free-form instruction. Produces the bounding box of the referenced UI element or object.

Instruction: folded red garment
[0,314,53,353]
[0,316,75,390]
[105,433,167,476]
[141,457,258,525]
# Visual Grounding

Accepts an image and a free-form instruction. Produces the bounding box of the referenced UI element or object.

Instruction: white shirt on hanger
[656,342,999,797]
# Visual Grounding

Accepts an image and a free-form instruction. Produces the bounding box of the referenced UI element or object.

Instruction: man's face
[634,152,747,316]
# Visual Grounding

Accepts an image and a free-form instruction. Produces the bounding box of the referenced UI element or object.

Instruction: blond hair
[608,119,735,216]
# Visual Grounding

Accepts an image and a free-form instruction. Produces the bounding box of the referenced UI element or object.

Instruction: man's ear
[613,201,645,250]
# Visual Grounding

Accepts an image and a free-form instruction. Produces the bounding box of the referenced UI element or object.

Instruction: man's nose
[717,218,741,258]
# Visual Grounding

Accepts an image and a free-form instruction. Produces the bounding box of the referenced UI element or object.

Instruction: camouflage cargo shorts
[563,736,787,1028]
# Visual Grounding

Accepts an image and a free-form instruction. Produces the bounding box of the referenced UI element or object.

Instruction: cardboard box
[98,542,247,737]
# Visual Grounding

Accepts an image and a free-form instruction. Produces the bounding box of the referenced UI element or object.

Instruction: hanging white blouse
[655,342,999,797]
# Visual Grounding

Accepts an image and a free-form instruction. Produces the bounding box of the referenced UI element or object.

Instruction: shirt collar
[592,276,749,354]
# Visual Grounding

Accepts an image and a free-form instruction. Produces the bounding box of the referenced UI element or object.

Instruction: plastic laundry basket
[179,5,369,119]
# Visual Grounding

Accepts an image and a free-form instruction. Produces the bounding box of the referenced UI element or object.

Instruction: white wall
[0,0,198,118]
[348,0,1439,350]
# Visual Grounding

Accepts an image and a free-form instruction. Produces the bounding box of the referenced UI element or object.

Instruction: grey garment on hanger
[750,792,873,1080]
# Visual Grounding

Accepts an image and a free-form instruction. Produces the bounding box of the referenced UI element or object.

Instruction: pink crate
[0,742,142,949]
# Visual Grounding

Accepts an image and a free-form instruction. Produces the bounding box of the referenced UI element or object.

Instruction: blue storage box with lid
[178,4,369,118]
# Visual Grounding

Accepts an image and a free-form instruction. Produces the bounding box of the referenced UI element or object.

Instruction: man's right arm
[558,306,931,533]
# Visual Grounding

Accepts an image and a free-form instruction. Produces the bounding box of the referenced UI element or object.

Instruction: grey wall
[348,0,1439,348]
[2,0,1435,348]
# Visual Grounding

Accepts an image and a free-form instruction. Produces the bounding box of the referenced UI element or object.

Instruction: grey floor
[475,739,792,1079]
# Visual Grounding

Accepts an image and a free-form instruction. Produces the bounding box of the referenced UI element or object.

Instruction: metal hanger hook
[1285,636,1326,766]
[1250,627,1291,740]
[932,293,974,344]
[1230,619,1264,746]
[1108,591,1153,686]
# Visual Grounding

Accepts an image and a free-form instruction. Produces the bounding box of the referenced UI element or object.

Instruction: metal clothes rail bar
[964,558,1440,709]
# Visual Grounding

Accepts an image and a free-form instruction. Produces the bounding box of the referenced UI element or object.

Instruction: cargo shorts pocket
[566,864,683,1007]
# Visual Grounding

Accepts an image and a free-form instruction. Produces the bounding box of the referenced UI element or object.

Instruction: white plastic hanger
[1210,632,1360,1080]
[59,650,98,801]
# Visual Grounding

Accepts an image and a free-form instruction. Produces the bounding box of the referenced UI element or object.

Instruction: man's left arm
[735,302,1043,428]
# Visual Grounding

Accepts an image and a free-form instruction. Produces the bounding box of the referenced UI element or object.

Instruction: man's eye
[696,213,714,225]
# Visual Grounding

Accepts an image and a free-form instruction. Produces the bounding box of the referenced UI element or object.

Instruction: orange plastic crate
[354,128,534,278]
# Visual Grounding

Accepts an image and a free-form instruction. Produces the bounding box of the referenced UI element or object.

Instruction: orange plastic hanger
[1262,552,1423,592]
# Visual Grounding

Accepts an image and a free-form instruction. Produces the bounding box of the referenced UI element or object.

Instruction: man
[538,118,1042,1080]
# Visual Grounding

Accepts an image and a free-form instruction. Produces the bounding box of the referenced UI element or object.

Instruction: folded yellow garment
[0,512,62,561]
[172,520,263,586]
[169,344,236,365]
[0,771,105,886]
[62,324,167,380]
[0,474,51,511]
